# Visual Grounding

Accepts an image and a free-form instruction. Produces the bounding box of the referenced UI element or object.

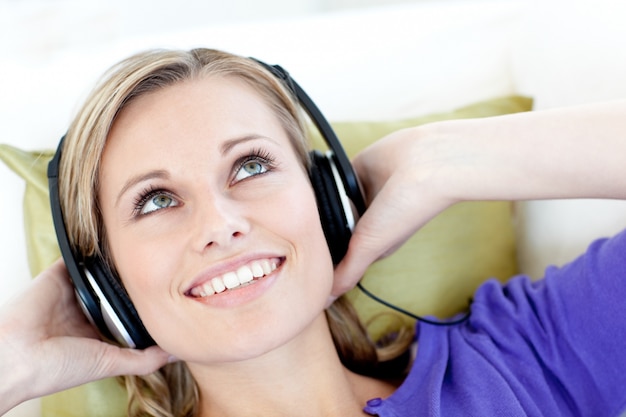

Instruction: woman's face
[98,75,334,363]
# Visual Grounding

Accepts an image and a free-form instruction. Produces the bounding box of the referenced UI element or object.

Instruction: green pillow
[0,95,531,417]
[0,147,56,277]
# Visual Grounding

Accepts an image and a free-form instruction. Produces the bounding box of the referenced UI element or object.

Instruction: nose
[189,192,251,252]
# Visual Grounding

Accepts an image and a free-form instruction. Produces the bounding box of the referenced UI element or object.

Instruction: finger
[96,345,172,377]
[332,197,402,297]
[332,182,438,298]
[31,260,101,339]
[65,343,171,385]
[32,342,171,399]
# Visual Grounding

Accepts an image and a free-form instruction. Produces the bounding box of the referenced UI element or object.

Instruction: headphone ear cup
[84,256,155,349]
[309,150,351,264]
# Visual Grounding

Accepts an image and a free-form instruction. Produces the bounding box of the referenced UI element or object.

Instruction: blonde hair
[59,48,412,417]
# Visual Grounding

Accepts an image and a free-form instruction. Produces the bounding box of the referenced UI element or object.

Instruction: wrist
[405,121,467,206]
[0,325,30,414]
[416,117,513,203]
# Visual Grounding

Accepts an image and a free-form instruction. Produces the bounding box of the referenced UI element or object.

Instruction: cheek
[273,181,330,255]
[110,238,189,347]
[276,181,335,288]
[104,219,183,314]
[97,215,186,348]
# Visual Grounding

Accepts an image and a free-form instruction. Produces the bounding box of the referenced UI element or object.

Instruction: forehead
[105,75,286,151]
[117,75,272,129]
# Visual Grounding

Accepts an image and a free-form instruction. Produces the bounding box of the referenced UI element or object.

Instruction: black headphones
[47,58,366,349]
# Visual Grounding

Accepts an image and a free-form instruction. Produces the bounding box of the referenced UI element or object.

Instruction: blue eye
[135,189,179,215]
[234,160,267,181]
[233,149,275,182]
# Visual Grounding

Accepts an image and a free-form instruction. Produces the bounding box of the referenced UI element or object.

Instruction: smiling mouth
[187,258,283,298]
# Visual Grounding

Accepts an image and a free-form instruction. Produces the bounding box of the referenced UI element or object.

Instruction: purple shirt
[364,229,626,416]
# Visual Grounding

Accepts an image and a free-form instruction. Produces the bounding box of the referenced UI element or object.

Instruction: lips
[186,258,282,298]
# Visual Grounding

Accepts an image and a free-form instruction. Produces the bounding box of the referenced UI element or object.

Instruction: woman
[2,48,626,416]
[56,48,409,416]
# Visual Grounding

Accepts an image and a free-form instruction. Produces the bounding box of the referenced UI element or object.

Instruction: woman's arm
[0,259,171,415]
[425,99,626,202]
[331,99,626,298]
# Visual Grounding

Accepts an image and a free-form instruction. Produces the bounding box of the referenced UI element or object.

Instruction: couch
[3,0,626,415]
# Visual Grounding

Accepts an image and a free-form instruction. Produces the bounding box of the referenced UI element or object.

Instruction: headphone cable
[356,282,471,326]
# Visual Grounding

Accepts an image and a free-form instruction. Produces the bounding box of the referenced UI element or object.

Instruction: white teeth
[190,258,280,298]
[237,265,254,284]
[211,277,226,293]
[260,260,273,275]
[223,272,240,289]
[201,282,215,297]
[251,261,264,278]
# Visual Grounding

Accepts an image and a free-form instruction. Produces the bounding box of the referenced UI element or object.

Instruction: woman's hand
[0,259,171,414]
[331,126,455,299]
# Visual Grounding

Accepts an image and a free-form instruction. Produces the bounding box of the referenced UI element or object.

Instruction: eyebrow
[115,170,169,207]
[220,134,275,154]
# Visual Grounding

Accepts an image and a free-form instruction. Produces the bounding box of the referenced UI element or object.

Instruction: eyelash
[232,148,277,182]
[131,148,277,217]
[132,185,174,216]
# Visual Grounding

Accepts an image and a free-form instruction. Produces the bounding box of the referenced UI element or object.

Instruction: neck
[187,314,395,417]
